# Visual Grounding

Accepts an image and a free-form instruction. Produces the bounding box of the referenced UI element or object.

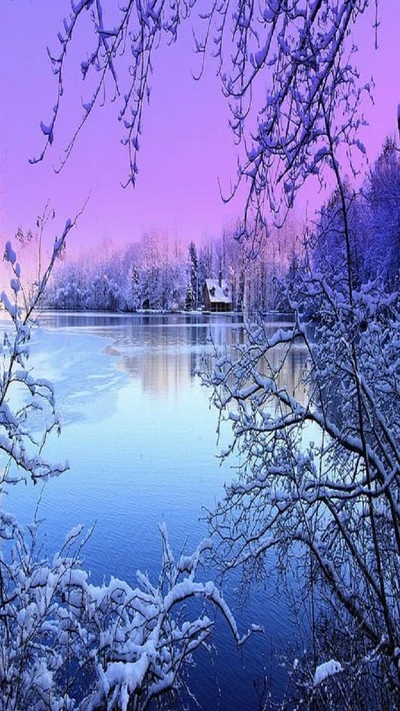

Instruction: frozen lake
[3,311,305,708]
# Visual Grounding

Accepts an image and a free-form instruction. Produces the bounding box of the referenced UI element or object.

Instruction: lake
[3,311,306,709]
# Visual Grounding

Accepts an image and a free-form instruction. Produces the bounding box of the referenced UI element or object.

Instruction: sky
[0,1,399,254]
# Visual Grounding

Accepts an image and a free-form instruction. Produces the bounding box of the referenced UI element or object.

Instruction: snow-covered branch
[35,0,375,229]
[1,214,79,485]
[205,250,400,702]
[0,517,256,710]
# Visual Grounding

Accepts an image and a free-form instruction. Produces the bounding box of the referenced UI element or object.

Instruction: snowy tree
[185,282,193,310]
[128,263,141,311]
[202,35,400,710]
[206,256,400,706]
[198,239,215,293]
[211,217,302,313]
[311,138,400,297]
[363,137,400,289]
[311,179,366,292]
[188,241,199,310]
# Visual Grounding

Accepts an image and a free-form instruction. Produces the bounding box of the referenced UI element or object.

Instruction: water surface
[3,311,306,708]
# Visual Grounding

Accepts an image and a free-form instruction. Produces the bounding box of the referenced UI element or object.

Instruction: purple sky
[0,1,399,252]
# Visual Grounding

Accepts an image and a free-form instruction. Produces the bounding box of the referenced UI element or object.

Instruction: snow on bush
[313,659,344,687]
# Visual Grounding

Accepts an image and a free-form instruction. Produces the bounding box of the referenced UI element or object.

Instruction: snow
[313,659,343,686]
[4,241,16,265]
[1,291,18,318]
[64,523,84,542]
[204,279,232,305]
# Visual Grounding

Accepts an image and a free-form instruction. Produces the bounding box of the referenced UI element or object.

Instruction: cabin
[203,277,232,312]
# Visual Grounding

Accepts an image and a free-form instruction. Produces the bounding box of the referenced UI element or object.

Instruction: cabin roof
[204,279,232,303]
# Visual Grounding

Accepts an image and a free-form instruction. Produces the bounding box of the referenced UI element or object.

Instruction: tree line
[39,216,299,313]
[30,138,397,315]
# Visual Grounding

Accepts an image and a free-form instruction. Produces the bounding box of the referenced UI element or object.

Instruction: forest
[12,138,399,317]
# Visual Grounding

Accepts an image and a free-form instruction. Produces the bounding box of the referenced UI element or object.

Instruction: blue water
[3,311,303,709]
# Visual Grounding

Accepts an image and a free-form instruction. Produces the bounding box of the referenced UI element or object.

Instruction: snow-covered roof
[205,279,232,303]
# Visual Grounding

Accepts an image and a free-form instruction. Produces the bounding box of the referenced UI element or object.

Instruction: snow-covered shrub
[0,515,254,710]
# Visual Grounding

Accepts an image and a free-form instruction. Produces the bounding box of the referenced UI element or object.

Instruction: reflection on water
[39,311,247,398]
[39,312,307,404]
[4,310,309,709]
[260,340,309,408]
[109,316,246,396]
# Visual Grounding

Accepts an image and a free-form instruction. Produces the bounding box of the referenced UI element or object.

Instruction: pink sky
[0,1,399,252]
